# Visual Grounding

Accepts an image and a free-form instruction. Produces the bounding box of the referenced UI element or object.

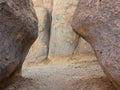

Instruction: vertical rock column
[25,8,50,63]
[25,0,53,63]
[48,0,79,59]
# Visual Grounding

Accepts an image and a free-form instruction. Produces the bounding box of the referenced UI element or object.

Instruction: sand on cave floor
[4,59,116,90]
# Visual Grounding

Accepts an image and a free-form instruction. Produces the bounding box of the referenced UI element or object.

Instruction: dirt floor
[4,58,116,90]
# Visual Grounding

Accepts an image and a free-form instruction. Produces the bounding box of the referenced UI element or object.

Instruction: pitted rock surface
[0,0,38,85]
[72,0,120,89]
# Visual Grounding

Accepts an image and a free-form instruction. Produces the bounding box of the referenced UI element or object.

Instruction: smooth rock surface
[0,0,38,84]
[48,0,95,59]
[32,0,53,13]
[48,0,79,58]
[25,7,50,63]
[72,0,120,89]
[74,38,95,55]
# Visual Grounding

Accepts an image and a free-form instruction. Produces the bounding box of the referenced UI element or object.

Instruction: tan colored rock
[31,0,96,62]
[32,0,41,7]
[48,0,79,59]
[48,0,95,60]
[74,38,94,55]
[72,0,120,89]
[25,7,50,63]
[32,0,53,13]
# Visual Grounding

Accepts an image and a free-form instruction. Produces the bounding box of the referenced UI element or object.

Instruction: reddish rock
[72,0,120,89]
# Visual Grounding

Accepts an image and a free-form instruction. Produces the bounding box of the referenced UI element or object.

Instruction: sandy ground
[4,61,116,90]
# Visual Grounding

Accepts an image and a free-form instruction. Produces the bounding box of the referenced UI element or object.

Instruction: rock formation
[26,0,95,62]
[72,0,120,89]
[0,0,38,85]
[25,7,50,63]
[32,0,53,14]
[48,0,80,58]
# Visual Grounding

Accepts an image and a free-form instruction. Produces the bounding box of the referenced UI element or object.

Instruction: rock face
[72,0,120,89]
[48,0,79,58]
[32,0,53,13]
[0,0,38,84]
[74,38,94,55]
[48,0,95,59]
[25,7,50,63]
[26,0,95,62]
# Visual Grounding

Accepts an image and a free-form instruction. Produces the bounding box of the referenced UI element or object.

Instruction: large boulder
[25,7,50,63]
[0,0,38,84]
[72,0,120,89]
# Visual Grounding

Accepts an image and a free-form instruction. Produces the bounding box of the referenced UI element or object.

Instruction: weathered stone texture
[48,0,95,59]
[0,0,38,84]
[72,0,120,89]
[25,7,50,63]
[30,0,95,61]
